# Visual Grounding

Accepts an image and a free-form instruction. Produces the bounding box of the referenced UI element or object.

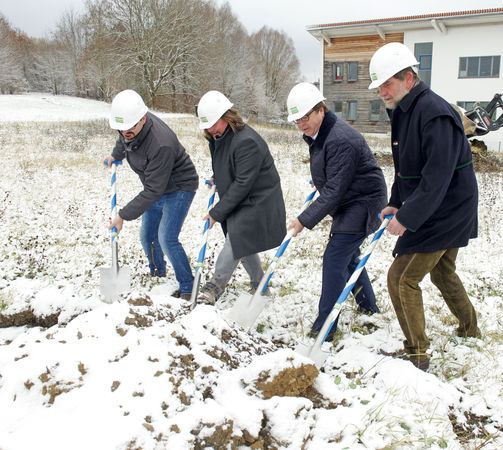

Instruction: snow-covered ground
[1,94,503,449]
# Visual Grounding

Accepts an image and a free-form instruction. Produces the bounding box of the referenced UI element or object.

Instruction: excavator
[453,93,503,153]
[464,93,503,137]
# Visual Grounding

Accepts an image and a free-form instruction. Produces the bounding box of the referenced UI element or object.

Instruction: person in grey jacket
[195,90,286,305]
[286,82,387,341]
[106,89,198,299]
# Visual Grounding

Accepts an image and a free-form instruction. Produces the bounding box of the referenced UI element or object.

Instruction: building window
[414,42,432,86]
[333,62,343,81]
[333,101,343,118]
[348,62,358,81]
[369,100,381,121]
[459,56,500,78]
[347,101,357,120]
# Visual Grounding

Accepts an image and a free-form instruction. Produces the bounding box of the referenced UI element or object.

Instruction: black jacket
[298,111,387,236]
[388,81,478,255]
[208,124,286,259]
[112,112,198,220]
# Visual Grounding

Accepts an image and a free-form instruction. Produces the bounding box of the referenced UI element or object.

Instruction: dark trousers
[388,248,479,356]
[311,233,379,333]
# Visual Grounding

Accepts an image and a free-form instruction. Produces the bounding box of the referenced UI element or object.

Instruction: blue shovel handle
[104,159,123,166]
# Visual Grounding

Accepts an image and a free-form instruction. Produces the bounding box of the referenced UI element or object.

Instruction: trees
[0,15,29,94]
[251,26,301,110]
[1,1,302,121]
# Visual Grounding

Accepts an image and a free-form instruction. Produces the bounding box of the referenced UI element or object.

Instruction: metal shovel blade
[100,265,131,304]
[226,292,267,329]
[295,341,330,368]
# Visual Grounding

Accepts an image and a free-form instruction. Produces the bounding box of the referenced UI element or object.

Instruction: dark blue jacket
[389,81,478,255]
[298,110,387,236]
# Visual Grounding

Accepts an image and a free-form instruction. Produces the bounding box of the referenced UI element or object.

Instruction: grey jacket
[111,112,198,220]
[208,124,286,259]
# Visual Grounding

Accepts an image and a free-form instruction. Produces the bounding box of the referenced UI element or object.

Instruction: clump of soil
[0,309,59,328]
[254,364,319,399]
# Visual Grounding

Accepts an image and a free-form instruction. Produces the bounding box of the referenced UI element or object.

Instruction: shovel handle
[314,215,392,347]
[104,159,123,166]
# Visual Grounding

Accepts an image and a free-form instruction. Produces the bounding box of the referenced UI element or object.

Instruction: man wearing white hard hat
[286,82,387,341]
[106,89,198,299]
[369,42,480,371]
[195,90,286,305]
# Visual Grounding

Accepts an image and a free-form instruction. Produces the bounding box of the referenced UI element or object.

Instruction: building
[307,8,503,151]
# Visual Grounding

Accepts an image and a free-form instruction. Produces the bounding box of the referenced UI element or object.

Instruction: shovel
[295,215,392,367]
[190,180,216,309]
[226,182,317,329]
[100,160,131,303]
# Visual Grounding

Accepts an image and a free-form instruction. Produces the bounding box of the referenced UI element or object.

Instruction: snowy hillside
[1,94,503,449]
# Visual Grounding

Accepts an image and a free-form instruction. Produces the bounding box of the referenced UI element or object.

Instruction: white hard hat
[286,82,326,122]
[197,90,233,129]
[109,89,148,130]
[368,42,419,89]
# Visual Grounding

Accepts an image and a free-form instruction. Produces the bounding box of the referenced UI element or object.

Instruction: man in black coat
[195,90,286,304]
[369,42,480,371]
[286,82,387,341]
[107,90,198,299]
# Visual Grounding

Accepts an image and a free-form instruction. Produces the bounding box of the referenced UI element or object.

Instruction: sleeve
[395,115,462,232]
[298,142,359,229]
[388,175,401,208]
[119,145,175,221]
[111,137,126,161]
[209,137,263,222]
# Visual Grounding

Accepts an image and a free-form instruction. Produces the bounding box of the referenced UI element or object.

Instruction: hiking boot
[456,327,481,338]
[380,349,429,372]
[197,283,222,306]
[150,270,166,277]
[180,293,191,301]
[307,329,335,342]
[399,354,430,372]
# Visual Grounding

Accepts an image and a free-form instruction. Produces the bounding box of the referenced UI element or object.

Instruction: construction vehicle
[464,93,503,137]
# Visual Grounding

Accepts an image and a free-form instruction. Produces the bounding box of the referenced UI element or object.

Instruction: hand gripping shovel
[189,180,216,309]
[100,160,131,303]
[226,182,317,329]
[295,215,392,367]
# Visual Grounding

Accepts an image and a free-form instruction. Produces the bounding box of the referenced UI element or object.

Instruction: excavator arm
[464,93,503,137]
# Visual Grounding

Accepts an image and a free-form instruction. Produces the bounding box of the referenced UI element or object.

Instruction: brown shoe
[180,293,191,301]
[456,327,481,338]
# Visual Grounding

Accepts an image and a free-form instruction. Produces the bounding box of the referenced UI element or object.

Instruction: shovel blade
[100,266,131,303]
[295,341,330,368]
[226,292,267,329]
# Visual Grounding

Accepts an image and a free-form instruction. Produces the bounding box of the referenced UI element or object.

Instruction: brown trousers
[388,248,479,356]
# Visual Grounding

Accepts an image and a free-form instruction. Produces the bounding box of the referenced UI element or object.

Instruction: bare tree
[28,40,74,95]
[250,26,301,108]
[0,15,29,93]
[53,9,88,96]
[100,0,209,108]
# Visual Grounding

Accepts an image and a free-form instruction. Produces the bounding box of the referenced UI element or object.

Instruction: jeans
[388,248,479,356]
[311,233,379,334]
[205,234,264,295]
[140,190,195,294]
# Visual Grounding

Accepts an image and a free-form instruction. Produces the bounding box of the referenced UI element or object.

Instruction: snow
[1,93,503,449]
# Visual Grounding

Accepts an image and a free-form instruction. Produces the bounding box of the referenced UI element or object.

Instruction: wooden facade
[323,33,403,134]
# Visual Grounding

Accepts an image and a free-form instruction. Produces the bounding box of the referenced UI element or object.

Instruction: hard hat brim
[109,106,148,130]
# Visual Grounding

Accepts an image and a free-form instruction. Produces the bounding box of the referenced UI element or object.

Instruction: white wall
[404,23,503,151]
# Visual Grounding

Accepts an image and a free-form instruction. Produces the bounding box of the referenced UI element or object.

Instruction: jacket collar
[302,110,337,147]
[397,81,429,113]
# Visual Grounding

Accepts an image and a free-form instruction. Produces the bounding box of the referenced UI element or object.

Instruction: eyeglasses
[123,118,143,132]
[294,109,315,124]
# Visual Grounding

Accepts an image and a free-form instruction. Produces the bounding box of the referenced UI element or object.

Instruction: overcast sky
[1,0,502,81]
